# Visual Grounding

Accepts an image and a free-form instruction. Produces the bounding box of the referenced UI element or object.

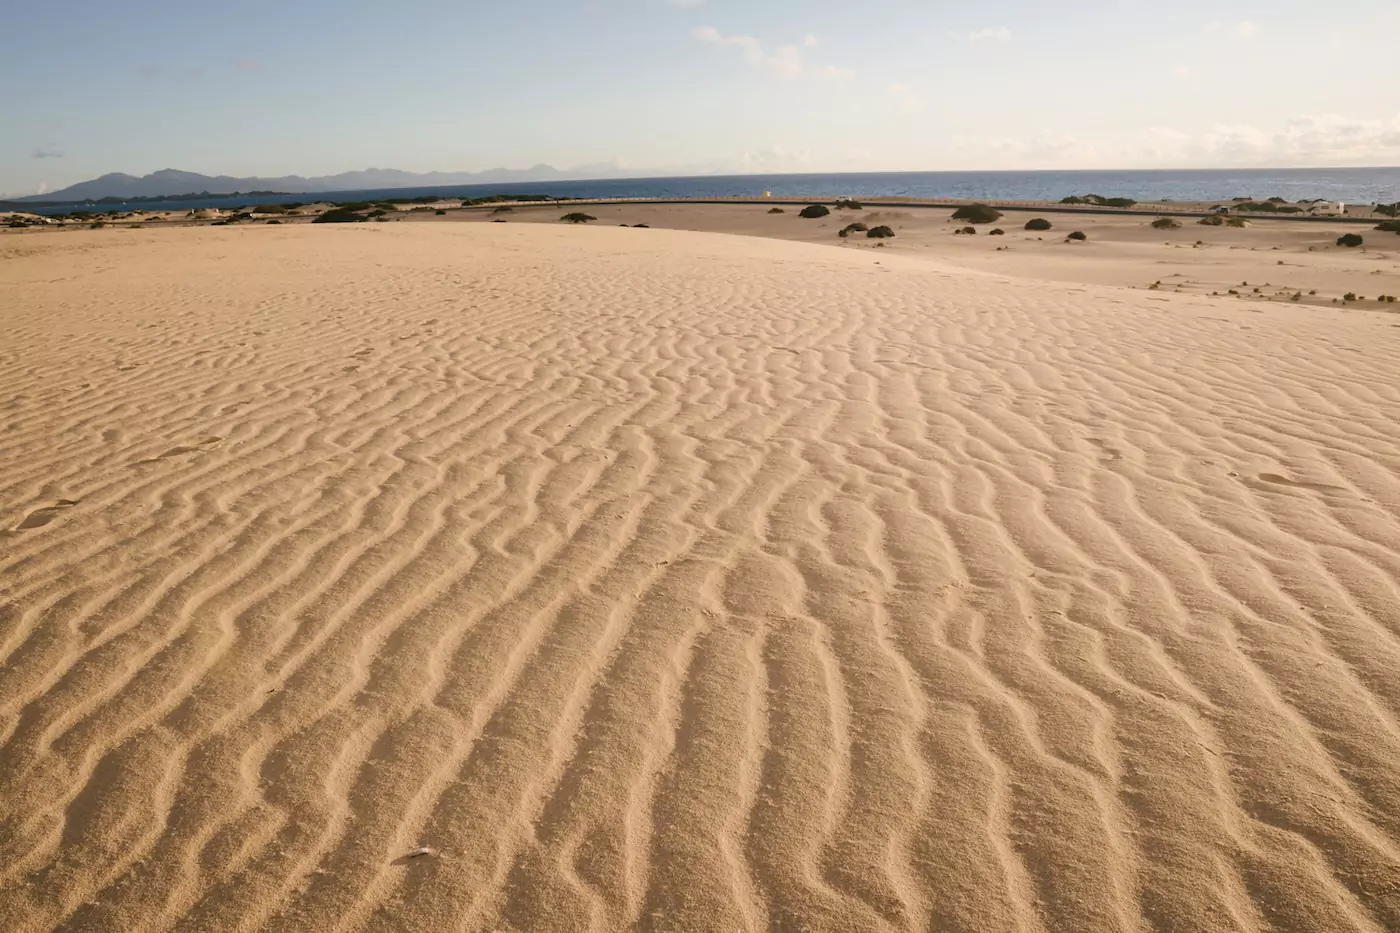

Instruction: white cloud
[691,25,850,80]
[945,113,1400,170]
[1207,20,1259,38]
[888,83,924,114]
[802,34,819,48]
[767,45,803,78]
[691,25,764,65]
[966,26,1011,44]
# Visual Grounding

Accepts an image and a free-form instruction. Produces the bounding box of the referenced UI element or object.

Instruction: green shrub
[633,223,649,228]
[1375,219,1400,232]
[1198,214,1224,226]
[1375,203,1399,218]
[560,212,597,223]
[1225,217,1249,228]
[1151,217,1181,229]
[867,225,895,238]
[435,209,446,215]
[1024,218,1052,231]
[312,208,367,224]
[799,204,830,219]
[1336,233,1363,247]
[838,222,868,237]
[1344,292,1357,301]
[1061,194,1135,208]
[951,204,1002,224]
[989,228,1005,235]
[767,207,785,214]
[958,226,976,235]
[835,199,862,210]
[337,202,373,211]
[1067,231,1087,241]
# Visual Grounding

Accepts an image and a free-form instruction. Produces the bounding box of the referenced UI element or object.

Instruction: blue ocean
[22,166,1400,215]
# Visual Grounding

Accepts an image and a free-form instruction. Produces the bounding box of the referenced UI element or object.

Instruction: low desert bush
[989,228,1005,235]
[958,226,977,235]
[1374,219,1400,232]
[435,209,446,215]
[560,212,597,223]
[835,199,863,210]
[951,204,1002,224]
[1198,214,1225,226]
[767,207,785,214]
[1024,218,1052,231]
[312,208,367,224]
[1150,217,1181,229]
[1336,233,1363,247]
[838,222,868,238]
[799,204,830,219]
[1067,231,1087,241]
[1061,194,1136,208]
[867,226,895,238]
[1225,217,1249,228]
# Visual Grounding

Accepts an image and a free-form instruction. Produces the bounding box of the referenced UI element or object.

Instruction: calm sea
[21,167,1400,215]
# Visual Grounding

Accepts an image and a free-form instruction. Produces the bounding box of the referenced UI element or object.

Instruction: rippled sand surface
[3,224,1400,932]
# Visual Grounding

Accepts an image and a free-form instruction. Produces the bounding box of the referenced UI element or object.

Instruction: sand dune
[2,224,1400,932]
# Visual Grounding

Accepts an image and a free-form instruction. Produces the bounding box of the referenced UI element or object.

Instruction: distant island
[13,164,671,204]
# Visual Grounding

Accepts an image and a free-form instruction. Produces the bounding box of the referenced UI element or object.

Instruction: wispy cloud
[31,146,65,159]
[691,25,848,79]
[888,83,924,113]
[965,26,1011,44]
[1207,20,1259,38]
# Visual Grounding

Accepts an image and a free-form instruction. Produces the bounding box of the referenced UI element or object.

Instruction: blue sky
[3,0,1398,195]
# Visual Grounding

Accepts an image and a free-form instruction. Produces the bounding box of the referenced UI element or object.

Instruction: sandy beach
[3,222,1400,932]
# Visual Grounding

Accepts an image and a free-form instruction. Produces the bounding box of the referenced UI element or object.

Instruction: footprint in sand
[133,435,223,465]
[14,499,79,531]
[1087,437,1123,462]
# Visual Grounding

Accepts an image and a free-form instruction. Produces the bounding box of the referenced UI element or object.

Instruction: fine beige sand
[3,223,1400,933]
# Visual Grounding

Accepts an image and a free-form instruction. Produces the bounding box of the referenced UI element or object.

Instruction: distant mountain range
[16,164,683,202]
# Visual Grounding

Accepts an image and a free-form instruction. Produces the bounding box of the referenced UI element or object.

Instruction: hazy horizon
[4,0,1399,197]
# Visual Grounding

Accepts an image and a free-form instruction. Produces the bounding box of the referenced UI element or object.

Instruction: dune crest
[2,225,1399,932]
